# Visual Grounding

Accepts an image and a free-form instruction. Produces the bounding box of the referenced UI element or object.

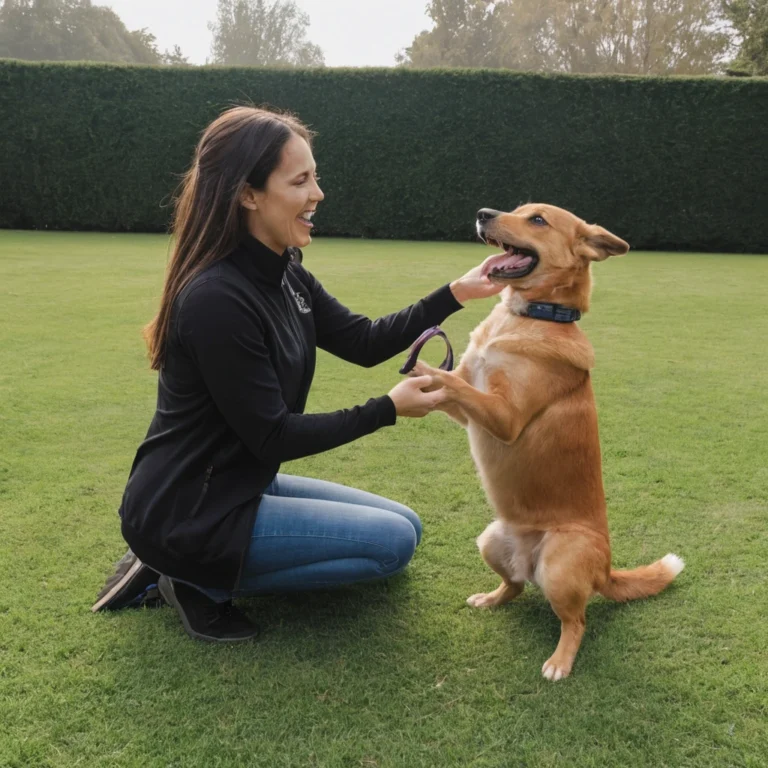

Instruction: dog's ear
[575,223,629,262]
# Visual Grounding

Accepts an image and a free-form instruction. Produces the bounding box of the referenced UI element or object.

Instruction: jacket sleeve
[299,266,464,368]
[178,281,396,463]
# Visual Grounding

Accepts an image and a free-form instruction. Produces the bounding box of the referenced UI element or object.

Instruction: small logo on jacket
[292,290,312,314]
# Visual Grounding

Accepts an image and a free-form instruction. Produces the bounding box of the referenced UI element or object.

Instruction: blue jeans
[199,474,422,602]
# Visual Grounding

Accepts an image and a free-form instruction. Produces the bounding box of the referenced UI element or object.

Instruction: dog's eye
[529,215,547,226]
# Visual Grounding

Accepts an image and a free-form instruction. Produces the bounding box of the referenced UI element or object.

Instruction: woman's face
[241,133,325,254]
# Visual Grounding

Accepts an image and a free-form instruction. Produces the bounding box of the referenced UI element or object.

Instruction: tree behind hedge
[398,0,734,75]
[209,0,324,67]
[724,0,768,75]
[0,0,187,65]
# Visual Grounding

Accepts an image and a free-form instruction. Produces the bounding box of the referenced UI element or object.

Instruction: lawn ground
[0,231,766,767]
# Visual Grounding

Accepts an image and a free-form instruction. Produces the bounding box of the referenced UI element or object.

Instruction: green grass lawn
[1,231,767,768]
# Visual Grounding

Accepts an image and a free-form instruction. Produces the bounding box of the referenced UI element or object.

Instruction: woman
[92,106,503,642]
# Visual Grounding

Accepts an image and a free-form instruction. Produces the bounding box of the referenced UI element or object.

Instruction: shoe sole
[91,558,146,613]
[157,577,257,644]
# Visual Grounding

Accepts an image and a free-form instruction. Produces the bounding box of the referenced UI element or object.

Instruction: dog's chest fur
[462,304,524,392]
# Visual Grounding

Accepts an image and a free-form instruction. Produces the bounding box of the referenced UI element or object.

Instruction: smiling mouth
[481,239,540,280]
[297,210,316,226]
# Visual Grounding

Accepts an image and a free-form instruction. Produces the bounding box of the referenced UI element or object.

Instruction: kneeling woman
[93,106,502,641]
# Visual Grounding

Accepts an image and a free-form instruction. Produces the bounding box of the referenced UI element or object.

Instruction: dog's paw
[408,360,437,378]
[466,592,498,608]
[408,361,445,393]
[541,656,572,682]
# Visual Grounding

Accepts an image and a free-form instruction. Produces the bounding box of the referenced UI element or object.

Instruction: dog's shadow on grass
[494,591,622,647]
[483,585,689,685]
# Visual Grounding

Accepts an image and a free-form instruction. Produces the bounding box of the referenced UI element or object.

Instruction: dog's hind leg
[467,521,525,608]
[536,532,608,681]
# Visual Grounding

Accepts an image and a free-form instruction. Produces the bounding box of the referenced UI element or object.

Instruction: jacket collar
[230,232,292,287]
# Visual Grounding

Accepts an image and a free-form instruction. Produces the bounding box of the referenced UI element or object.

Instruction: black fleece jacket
[119,234,464,589]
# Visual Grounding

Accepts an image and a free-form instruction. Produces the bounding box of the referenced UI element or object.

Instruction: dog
[410,203,684,681]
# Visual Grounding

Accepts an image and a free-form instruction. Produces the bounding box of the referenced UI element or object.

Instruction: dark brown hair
[144,106,313,370]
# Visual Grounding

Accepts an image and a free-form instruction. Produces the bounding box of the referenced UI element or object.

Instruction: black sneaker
[91,549,162,613]
[157,576,259,643]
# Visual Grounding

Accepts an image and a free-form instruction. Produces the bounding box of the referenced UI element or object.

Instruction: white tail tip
[661,553,685,577]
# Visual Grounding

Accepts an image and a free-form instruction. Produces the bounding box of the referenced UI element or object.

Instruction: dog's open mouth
[481,241,539,281]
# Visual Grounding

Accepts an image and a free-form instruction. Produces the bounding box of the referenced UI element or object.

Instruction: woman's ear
[240,186,259,211]
[575,223,629,262]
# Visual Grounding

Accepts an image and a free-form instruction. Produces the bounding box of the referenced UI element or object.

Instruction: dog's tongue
[481,251,533,277]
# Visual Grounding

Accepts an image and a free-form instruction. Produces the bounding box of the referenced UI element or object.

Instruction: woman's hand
[388,376,446,418]
[450,255,506,304]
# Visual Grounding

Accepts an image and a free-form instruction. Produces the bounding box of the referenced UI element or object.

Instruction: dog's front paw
[408,359,438,378]
[408,360,446,394]
[466,592,499,608]
[541,656,573,682]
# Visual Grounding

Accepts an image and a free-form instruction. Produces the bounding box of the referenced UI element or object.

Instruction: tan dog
[412,203,684,681]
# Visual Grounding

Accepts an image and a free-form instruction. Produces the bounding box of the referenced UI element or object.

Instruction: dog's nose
[477,208,501,223]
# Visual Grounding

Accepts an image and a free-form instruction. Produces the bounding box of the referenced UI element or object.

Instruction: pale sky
[97,1,432,67]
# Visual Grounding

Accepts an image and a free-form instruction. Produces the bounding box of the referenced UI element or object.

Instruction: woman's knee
[379,513,419,576]
[394,506,422,546]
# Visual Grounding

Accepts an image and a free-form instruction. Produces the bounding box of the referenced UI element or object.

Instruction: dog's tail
[598,554,684,602]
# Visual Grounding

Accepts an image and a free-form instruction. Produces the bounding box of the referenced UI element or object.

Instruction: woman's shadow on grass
[103,569,677,690]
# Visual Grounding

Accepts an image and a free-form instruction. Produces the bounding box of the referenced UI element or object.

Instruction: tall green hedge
[1,60,767,251]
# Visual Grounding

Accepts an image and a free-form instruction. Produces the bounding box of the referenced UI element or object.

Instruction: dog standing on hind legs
[410,203,684,681]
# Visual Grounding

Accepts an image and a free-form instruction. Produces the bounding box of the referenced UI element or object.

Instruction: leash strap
[399,326,455,374]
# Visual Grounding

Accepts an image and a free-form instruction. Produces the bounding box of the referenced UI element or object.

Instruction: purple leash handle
[399,326,455,375]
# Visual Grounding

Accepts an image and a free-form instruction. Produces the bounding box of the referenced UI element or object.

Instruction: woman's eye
[529,215,547,226]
